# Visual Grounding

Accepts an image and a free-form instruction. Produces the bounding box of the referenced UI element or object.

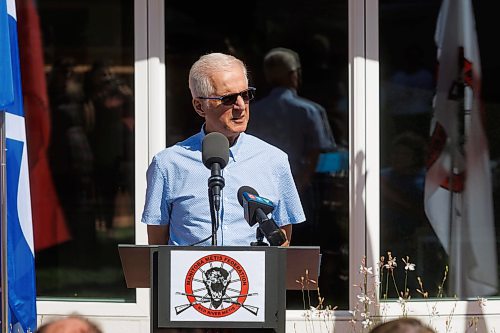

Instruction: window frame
[37,0,500,328]
[366,0,500,321]
[36,0,157,319]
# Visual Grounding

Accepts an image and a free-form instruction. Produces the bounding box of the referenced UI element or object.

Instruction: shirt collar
[199,124,207,141]
[198,124,244,163]
[229,132,245,162]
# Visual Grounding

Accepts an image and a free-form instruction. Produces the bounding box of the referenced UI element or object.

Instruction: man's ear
[290,70,300,90]
[193,98,205,117]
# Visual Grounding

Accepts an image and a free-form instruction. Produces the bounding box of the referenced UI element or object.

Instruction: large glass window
[19,0,135,301]
[380,0,500,300]
[164,0,349,309]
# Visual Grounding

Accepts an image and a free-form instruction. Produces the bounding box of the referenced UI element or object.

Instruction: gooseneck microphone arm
[208,187,218,245]
[202,132,229,246]
[208,163,225,212]
[208,163,225,245]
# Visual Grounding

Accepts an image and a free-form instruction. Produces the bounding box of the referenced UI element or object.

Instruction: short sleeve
[141,156,171,225]
[271,155,306,226]
[307,105,336,151]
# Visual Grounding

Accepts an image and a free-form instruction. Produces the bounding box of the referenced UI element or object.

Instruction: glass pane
[164,1,349,309]
[380,0,500,300]
[21,0,135,301]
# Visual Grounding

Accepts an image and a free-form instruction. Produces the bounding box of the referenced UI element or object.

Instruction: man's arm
[280,224,292,247]
[147,225,170,245]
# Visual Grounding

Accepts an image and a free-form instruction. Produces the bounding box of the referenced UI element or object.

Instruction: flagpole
[448,139,458,296]
[1,110,8,333]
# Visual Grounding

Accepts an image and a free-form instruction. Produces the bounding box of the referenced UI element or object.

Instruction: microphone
[237,186,287,246]
[202,132,230,212]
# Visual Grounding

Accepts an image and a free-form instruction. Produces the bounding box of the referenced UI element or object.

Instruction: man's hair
[36,315,103,333]
[188,53,248,98]
[263,47,301,86]
[369,318,436,333]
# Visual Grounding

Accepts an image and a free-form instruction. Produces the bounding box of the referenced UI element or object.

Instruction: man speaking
[141,53,305,246]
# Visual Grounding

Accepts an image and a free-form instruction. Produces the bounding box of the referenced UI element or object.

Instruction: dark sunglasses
[197,87,256,106]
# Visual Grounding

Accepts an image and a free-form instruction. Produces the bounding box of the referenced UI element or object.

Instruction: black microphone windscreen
[202,132,229,169]
[237,186,258,207]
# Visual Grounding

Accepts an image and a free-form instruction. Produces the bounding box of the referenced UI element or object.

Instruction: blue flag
[1,0,38,331]
[0,0,14,108]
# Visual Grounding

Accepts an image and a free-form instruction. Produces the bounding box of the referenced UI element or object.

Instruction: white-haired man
[142,53,305,247]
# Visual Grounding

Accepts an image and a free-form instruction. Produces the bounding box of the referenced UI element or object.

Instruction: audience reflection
[84,61,134,236]
[47,57,96,265]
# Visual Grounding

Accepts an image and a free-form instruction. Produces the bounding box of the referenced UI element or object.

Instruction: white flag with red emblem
[424,0,497,297]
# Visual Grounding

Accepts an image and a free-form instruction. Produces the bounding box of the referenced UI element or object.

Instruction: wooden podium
[119,245,320,333]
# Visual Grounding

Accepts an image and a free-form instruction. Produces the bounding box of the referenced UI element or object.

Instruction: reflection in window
[21,0,135,301]
[380,0,500,299]
[165,0,349,309]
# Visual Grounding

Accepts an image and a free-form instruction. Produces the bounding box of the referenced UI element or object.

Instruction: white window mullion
[348,0,369,313]
[147,0,166,159]
[134,0,150,315]
[365,0,380,298]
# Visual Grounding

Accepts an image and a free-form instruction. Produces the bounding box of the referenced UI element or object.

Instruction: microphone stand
[208,164,224,246]
[208,187,217,245]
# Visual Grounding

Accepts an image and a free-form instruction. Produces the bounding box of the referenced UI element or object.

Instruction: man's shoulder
[242,133,288,158]
[293,95,325,113]
[150,147,179,169]
[259,88,325,114]
[251,88,292,110]
[153,133,201,164]
[250,95,276,113]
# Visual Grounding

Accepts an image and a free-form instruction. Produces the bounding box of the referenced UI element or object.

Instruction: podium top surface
[118,245,320,290]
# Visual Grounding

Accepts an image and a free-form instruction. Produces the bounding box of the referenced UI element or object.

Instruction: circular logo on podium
[182,254,250,318]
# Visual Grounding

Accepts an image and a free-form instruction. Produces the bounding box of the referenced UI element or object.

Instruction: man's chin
[223,125,246,142]
[228,122,247,133]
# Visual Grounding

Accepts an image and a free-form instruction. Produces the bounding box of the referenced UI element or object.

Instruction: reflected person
[247,47,336,245]
[47,57,95,264]
[84,61,134,234]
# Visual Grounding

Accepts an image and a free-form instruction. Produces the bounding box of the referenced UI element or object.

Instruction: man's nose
[233,95,246,109]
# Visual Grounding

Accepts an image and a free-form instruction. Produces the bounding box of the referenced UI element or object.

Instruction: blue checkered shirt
[141,128,305,246]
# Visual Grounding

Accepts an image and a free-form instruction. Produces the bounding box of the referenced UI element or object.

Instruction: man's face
[193,64,250,144]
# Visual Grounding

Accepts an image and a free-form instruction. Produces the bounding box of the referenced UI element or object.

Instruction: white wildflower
[357,293,373,304]
[359,265,373,275]
[402,256,416,271]
[384,256,397,270]
[477,297,487,309]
